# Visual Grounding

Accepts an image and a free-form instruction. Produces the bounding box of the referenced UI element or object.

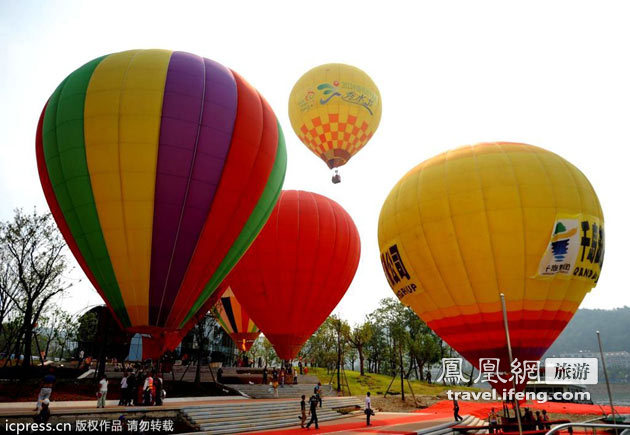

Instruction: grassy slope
[308,367,481,397]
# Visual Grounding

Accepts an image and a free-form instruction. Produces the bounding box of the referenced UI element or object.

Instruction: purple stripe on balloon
[149,52,238,326]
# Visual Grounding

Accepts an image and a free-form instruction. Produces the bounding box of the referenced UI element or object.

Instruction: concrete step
[180,396,363,434]
[199,412,356,434]
[196,410,340,428]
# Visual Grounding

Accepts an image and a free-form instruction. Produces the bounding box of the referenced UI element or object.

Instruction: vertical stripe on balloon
[84,49,171,326]
[148,53,238,326]
[40,56,131,327]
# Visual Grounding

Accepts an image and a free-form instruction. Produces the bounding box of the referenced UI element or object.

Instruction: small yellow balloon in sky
[288,63,381,180]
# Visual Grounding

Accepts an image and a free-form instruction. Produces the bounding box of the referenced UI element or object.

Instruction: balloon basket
[332,169,341,184]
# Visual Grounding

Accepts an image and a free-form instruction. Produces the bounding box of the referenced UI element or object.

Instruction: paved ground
[252,411,454,434]
[0,395,247,416]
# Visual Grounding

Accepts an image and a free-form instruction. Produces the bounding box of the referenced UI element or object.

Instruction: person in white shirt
[365,392,373,426]
[97,375,108,408]
[119,372,128,405]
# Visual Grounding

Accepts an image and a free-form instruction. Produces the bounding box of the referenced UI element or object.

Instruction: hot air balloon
[36,49,287,359]
[214,288,261,352]
[378,142,604,389]
[288,64,381,183]
[224,190,361,360]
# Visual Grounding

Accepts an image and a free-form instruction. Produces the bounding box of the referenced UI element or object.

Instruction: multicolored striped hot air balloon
[378,142,604,391]
[36,49,287,358]
[288,63,381,183]
[214,288,260,352]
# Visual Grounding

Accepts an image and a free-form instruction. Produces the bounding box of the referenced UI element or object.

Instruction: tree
[346,321,373,376]
[0,209,72,369]
[194,314,210,385]
[0,246,19,332]
[329,316,350,392]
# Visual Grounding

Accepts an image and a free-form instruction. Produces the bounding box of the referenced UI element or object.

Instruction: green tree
[0,209,72,369]
[346,321,373,376]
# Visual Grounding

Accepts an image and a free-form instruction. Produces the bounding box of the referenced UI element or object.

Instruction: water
[587,383,630,406]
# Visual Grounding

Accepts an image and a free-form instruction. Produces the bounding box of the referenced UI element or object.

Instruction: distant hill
[544,306,630,356]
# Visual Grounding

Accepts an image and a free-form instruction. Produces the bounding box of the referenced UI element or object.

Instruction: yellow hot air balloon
[378,142,604,386]
[288,63,381,183]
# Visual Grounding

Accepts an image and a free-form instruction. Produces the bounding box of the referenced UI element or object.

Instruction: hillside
[545,307,630,355]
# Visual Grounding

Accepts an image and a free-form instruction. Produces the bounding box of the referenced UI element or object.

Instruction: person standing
[316,382,323,408]
[426,370,432,384]
[126,371,136,406]
[119,372,129,405]
[298,361,303,375]
[306,389,319,429]
[34,399,51,424]
[542,409,550,430]
[35,367,56,411]
[299,394,307,428]
[453,398,463,421]
[488,407,499,433]
[262,367,268,384]
[97,374,108,408]
[279,367,285,388]
[154,373,164,406]
[535,411,543,430]
[143,372,154,405]
[365,392,373,426]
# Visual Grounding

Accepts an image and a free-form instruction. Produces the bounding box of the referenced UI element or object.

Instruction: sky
[1,1,629,325]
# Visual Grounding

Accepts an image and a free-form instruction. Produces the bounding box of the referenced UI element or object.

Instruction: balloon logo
[378,142,604,385]
[224,190,361,360]
[214,288,260,352]
[288,63,381,180]
[36,49,287,357]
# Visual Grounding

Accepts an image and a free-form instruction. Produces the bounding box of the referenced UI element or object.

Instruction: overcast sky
[1,1,629,324]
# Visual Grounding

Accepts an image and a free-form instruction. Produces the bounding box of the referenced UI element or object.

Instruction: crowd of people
[111,367,165,407]
[484,406,551,433]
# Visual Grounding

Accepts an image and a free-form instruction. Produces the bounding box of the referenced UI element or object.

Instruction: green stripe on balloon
[179,121,288,328]
[41,56,131,327]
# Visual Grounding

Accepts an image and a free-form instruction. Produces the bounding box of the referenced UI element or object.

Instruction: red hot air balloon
[223,190,361,360]
[224,190,361,360]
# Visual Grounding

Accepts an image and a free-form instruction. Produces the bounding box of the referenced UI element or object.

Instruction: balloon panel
[378,142,604,373]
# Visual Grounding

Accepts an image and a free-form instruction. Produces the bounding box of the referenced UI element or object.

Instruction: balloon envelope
[36,49,287,355]
[378,142,604,386]
[288,63,381,170]
[226,190,361,360]
[215,288,260,352]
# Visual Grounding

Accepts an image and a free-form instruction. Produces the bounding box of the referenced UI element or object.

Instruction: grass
[308,366,481,397]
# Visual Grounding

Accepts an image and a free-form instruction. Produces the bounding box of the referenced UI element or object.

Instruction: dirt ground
[370,393,449,412]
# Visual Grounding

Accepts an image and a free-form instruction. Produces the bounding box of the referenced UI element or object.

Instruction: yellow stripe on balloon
[84,49,172,326]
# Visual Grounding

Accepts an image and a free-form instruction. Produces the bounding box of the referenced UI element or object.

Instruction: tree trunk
[358,348,365,376]
[399,342,405,401]
[336,329,341,392]
[21,308,33,369]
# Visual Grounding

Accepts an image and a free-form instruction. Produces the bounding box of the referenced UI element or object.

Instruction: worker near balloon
[37,49,605,381]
